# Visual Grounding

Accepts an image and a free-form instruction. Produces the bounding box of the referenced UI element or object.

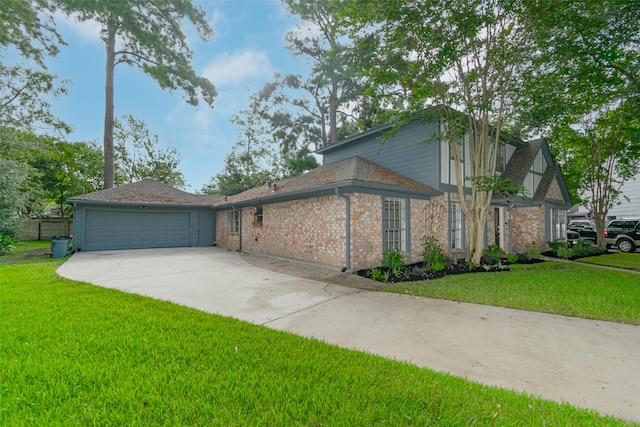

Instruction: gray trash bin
[51,236,71,258]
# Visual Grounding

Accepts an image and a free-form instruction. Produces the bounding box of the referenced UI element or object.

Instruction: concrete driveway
[57,247,640,423]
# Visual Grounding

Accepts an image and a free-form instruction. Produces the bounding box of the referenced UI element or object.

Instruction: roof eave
[67,199,215,209]
[213,180,442,210]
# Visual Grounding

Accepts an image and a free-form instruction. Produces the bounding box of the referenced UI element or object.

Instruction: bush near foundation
[546,239,606,260]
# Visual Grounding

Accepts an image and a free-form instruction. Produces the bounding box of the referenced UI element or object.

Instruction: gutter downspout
[335,188,351,272]
[70,202,77,253]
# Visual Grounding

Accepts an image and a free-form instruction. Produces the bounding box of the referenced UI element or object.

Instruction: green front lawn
[0,258,632,425]
[0,240,53,264]
[577,252,640,271]
[385,262,640,325]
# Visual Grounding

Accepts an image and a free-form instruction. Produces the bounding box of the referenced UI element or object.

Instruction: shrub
[496,258,508,270]
[382,250,408,278]
[570,240,606,258]
[422,237,446,271]
[431,260,447,272]
[455,258,470,272]
[547,240,565,255]
[469,260,476,272]
[557,246,571,259]
[370,267,387,282]
[0,234,15,255]
[506,253,519,264]
[483,244,506,263]
[526,248,541,260]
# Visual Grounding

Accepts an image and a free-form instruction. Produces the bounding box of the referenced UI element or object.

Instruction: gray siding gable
[321,120,441,187]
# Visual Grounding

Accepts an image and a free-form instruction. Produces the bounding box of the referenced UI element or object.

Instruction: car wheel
[617,239,636,253]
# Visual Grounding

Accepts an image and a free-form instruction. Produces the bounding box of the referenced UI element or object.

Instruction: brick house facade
[212,117,572,271]
[213,157,442,270]
[69,115,572,268]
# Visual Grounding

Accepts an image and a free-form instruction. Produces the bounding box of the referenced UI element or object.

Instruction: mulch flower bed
[357,255,544,283]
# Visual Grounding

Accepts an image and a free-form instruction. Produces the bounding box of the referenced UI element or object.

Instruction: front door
[197,211,214,246]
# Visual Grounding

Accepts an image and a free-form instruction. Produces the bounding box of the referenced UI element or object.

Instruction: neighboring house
[610,174,640,218]
[569,172,640,221]
[69,115,572,271]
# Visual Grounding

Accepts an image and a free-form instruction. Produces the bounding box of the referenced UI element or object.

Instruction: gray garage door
[85,209,191,251]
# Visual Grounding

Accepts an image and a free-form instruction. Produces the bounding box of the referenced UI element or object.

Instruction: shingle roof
[219,156,440,205]
[535,163,560,201]
[67,179,223,206]
[496,138,570,206]
[503,138,544,186]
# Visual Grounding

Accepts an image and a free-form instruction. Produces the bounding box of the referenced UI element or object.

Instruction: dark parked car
[604,219,640,253]
[566,220,597,247]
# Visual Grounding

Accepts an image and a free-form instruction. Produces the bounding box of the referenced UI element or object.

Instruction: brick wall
[215,211,239,250]
[216,193,453,271]
[511,205,547,253]
[215,192,550,270]
[219,196,347,268]
[350,193,382,268]
[409,195,449,262]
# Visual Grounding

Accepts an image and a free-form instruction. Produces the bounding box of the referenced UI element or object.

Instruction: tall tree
[114,115,185,188]
[0,0,69,234]
[0,0,68,133]
[282,0,376,147]
[0,0,63,66]
[345,0,532,265]
[284,0,343,146]
[201,91,320,196]
[516,0,640,132]
[31,138,104,218]
[0,65,69,133]
[0,128,46,237]
[202,104,283,196]
[201,151,272,197]
[517,0,640,245]
[60,0,217,189]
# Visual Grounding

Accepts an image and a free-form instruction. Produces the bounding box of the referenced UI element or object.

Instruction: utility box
[51,236,71,259]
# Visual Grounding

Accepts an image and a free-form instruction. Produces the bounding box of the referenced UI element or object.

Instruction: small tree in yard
[59,0,217,189]
[551,101,640,247]
[114,115,186,189]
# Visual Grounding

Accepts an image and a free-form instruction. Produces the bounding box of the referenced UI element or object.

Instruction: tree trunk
[329,76,338,145]
[470,204,491,266]
[103,21,117,189]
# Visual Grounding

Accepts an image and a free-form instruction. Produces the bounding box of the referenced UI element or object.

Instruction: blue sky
[44,0,306,192]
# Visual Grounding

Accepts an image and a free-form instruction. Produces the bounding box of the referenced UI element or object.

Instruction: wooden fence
[25,219,73,240]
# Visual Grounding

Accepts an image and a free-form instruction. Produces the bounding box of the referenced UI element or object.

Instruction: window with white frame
[550,208,567,241]
[228,209,240,233]
[449,136,465,186]
[495,143,507,173]
[450,202,462,249]
[440,129,470,188]
[384,197,406,252]
[254,206,263,223]
[524,150,546,198]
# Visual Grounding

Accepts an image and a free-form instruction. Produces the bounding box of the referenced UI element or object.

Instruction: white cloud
[202,50,273,87]
[53,11,103,45]
[209,8,230,39]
